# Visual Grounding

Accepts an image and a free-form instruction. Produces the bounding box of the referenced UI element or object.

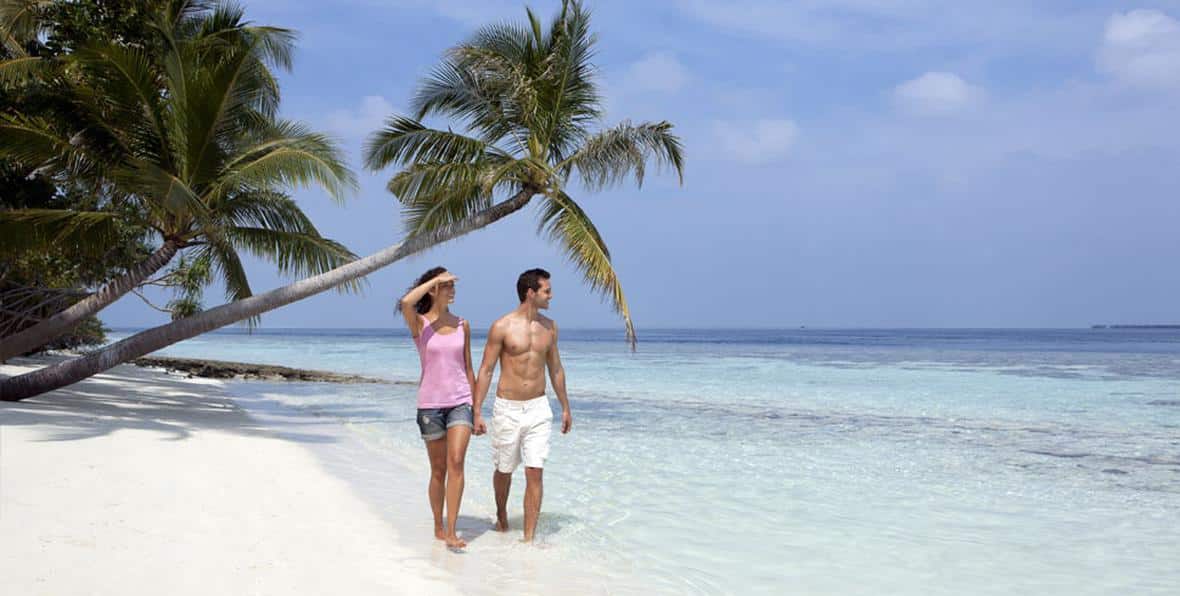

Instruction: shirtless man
[471,268,572,543]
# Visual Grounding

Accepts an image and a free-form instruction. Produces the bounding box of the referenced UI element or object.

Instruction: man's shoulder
[490,312,518,331]
[536,314,558,334]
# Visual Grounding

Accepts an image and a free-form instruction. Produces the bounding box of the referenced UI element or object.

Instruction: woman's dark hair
[411,266,447,314]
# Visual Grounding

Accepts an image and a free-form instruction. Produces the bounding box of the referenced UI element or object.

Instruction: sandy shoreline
[131,355,395,384]
[0,356,459,595]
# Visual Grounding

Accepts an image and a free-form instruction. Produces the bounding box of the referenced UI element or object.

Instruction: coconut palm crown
[0,0,358,360]
[363,0,683,348]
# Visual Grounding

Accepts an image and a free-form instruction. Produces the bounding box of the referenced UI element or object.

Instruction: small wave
[1023,450,1092,459]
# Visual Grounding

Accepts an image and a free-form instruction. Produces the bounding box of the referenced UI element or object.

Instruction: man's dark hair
[516,268,550,302]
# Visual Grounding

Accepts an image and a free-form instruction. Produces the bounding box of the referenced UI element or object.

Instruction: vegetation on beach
[0,0,357,361]
[0,0,684,401]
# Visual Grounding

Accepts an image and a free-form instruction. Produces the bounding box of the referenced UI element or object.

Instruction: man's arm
[471,320,504,436]
[546,323,572,434]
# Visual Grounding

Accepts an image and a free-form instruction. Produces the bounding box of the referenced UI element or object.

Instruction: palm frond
[71,43,171,165]
[177,35,286,186]
[411,55,533,151]
[533,0,601,160]
[219,189,316,233]
[164,0,217,33]
[363,116,507,171]
[390,161,497,235]
[227,226,362,293]
[558,120,684,190]
[0,0,51,57]
[116,159,209,220]
[0,208,123,258]
[185,2,295,72]
[199,234,253,305]
[217,121,356,204]
[537,189,636,349]
[0,114,98,178]
[0,55,46,84]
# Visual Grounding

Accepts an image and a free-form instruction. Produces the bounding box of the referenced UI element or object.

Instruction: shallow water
[111,328,1180,594]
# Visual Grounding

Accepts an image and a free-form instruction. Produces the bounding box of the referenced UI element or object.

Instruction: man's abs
[495,352,547,400]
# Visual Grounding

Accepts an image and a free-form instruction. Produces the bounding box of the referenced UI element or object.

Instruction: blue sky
[104,0,1180,332]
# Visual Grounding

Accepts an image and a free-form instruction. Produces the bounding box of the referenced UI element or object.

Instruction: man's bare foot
[434,526,447,541]
[494,511,509,532]
[445,534,467,549]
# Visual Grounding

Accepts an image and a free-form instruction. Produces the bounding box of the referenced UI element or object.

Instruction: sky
[103,0,1180,332]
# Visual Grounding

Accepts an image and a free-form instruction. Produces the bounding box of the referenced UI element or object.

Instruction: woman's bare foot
[434,526,447,541]
[445,534,467,549]
[494,511,509,531]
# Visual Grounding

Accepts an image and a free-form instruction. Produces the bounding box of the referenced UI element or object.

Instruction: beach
[0,356,459,595]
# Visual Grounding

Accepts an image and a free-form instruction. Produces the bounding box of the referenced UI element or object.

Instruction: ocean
[108,327,1180,594]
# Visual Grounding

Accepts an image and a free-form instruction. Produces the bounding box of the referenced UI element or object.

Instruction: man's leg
[493,470,512,531]
[425,437,448,540]
[522,466,543,542]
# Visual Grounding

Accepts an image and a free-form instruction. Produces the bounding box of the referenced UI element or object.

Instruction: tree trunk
[0,240,181,362]
[1,190,535,401]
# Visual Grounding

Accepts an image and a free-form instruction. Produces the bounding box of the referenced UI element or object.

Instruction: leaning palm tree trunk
[0,190,535,401]
[0,240,181,362]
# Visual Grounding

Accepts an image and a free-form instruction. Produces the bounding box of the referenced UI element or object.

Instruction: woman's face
[435,277,456,304]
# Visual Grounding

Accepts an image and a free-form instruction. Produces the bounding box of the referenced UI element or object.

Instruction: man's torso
[495,314,555,400]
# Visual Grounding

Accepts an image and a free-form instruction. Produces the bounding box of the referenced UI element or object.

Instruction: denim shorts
[417,403,474,441]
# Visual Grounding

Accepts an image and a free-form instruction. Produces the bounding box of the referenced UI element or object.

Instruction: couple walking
[399,267,572,549]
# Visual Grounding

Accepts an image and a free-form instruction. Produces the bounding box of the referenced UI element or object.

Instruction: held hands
[473,414,487,436]
[561,409,572,434]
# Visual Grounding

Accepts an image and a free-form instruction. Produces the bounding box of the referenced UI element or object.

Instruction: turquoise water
[110,328,1180,594]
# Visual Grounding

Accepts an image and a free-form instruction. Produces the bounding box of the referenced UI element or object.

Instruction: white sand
[0,356,459,595]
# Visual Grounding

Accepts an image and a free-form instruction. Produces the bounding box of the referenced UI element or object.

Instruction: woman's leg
[444,424,472,548]
[425,437,448,540]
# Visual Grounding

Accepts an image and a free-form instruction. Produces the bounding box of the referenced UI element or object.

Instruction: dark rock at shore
[133,356,397,384]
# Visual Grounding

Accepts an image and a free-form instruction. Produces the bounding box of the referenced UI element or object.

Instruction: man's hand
[473,414,487,436]
[561,409,572,434]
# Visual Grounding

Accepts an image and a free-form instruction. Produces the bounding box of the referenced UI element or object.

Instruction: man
[472,268,572,543]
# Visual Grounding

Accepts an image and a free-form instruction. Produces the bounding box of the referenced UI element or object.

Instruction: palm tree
[0,0,683,401]
[365,0,682,346]
[0,1,357,361]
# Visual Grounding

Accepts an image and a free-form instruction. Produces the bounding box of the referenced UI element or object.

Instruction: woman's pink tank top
[413,315,472,408]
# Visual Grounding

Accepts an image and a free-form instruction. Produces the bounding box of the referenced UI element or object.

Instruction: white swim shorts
[491,395,553,473]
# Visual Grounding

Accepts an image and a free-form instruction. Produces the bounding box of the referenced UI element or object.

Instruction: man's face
[531,278,552,310]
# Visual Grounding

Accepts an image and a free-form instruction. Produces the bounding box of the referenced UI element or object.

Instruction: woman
[399,266,476,549]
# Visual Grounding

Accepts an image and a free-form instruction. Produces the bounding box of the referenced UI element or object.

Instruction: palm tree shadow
[1,356,343,444]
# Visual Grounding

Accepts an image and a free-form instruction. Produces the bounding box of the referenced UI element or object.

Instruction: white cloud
[713,119,798,164]
[603,53,691,120]
[324,95,398,139]
[622,52,689,93]
[892,72,983,116]
[1097,9,1180,88]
